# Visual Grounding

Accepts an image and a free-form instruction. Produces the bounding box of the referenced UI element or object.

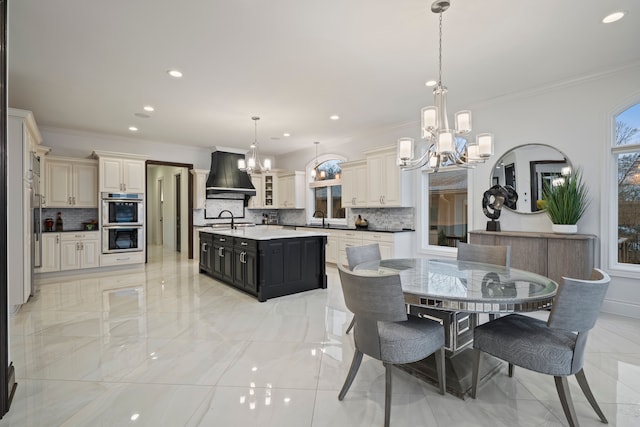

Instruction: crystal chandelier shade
[397,0,494,171]
[238,116,271,174]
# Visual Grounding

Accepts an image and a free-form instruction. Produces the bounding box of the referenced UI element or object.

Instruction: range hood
[205,151,256,197]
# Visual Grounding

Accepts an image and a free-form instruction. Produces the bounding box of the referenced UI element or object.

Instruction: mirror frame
[490,143,572,215]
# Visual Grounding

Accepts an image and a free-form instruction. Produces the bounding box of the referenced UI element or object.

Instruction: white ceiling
[8,0,640,156]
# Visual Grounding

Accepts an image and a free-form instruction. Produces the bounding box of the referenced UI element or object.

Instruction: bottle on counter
[55,212,63,231]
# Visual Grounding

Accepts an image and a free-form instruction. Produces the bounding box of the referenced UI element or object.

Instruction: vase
[551,224,578,234]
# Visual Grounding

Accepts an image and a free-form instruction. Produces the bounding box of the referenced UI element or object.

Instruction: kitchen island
[199,228,327,301]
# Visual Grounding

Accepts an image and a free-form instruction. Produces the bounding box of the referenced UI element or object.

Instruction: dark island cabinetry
[199,230,327,301]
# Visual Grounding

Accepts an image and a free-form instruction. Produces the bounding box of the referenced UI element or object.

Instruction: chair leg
[471,348,481,399]
[338,350,363,401]
[345,316,355,334]
[575,369,608,424]
[435,347,446,395]
[508,363,514,378]
[554,376,579,427]
[384,363,392,427]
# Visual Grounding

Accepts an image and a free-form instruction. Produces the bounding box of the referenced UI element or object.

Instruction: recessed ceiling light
[143,105,155,112]
[283,133,291,137]
[330,115,340,120]
[167,69,183,78]
[129,126,138,132]
[425,80,437,87]
[602,11,625,23]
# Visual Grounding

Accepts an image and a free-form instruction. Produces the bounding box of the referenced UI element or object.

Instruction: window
[427,168,468,247]
[614,104,640,266]
[309,159,345,220]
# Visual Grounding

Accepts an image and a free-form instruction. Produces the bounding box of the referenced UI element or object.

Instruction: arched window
[309,159,345,222]
[613,103,640,267]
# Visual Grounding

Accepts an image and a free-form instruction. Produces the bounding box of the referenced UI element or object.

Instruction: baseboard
[601,299,640,320]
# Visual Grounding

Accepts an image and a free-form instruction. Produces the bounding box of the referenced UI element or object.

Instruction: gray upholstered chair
[457,242,510,321]
[471,268,611,427]
[345,243,382,334]
[337,263,445,427]
[457,242,511,267]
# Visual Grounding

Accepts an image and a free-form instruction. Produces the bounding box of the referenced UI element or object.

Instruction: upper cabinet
[191,169,208,209]
[341,159,367,208]
[93,151,146,193]
[277,171,305,209]
[45,157,98,208]
[365,146,413,207]
[263,174,276,208]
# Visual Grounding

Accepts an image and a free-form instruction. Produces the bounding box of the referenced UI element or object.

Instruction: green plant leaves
[542,168,590,225]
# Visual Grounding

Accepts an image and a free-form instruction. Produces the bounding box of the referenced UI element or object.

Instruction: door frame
[145,160,194,258]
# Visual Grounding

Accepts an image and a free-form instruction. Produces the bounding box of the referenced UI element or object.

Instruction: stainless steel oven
[102,226,144,253]
[101,192,144,226]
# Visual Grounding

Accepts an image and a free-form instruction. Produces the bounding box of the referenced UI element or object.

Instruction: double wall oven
[101,193,144,253]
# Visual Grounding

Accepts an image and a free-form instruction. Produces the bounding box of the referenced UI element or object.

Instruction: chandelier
[397,0,494,171]
[238,116,271,174]
[310,141,326,180]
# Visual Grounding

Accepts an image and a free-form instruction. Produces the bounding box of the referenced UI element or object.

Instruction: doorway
[175,173,181,253]
[145,161,194,258]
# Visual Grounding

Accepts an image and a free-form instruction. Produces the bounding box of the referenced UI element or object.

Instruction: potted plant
[542,168,589,234]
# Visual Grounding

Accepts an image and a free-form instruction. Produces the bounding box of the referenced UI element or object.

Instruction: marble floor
[2,246,640,426]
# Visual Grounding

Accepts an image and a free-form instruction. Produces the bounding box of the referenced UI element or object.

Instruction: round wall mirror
[490,144,572,214]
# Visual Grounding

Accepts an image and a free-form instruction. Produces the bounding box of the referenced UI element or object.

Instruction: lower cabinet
[468,230,597,285]
[212,234,234,283]
[100,252,145,267]
[233,238,258,293]
[40,231,100,273]
[199,231,327,301]
[296,227,414,266]
[40,233,61,273]
[60,233,100,271]
[199,232,214,274]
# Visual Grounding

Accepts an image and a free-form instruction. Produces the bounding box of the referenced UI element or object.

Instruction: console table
[468,230,597,284]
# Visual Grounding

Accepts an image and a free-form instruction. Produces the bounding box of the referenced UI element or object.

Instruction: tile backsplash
[348,207,415,230]
[42,208,99,231]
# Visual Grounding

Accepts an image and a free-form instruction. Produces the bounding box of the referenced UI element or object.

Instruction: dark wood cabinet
[199,232,214,274]
[211,234,233,282]
[233,237,258,293]
[200,231,327,301]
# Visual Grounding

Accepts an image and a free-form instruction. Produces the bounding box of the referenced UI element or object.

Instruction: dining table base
[397,348,503,399]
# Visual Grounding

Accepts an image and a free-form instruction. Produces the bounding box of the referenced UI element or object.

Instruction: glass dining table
[353,258,559,398]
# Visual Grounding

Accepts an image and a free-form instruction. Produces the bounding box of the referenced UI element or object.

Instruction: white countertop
[198,227,328,240]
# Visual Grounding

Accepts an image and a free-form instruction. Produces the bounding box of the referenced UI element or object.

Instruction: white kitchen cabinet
[100,252,145,267]
[60,232,100,271]
[365,145,413,207]
[40,233,61,273]
[277,171,305,209]
[263,174,276,208]
[341,159,367,208]
[93,151,146,193]
[45,157,98,207]
[297,227,415,266]
[191,169,208,209]
[8,108,43,305]
[248,174,263,209]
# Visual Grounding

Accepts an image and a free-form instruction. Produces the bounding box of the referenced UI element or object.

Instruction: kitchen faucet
[312,210,326,228]
[218,210,235,230]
